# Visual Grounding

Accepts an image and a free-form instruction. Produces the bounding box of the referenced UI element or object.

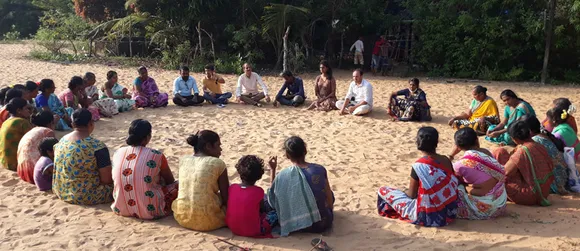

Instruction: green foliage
[2,25,20,41]
[225,25,264,63]
[29,50,87,62]
[214,54,244,75]
[161,41,192,70]
[34,10,92,55]
[0,0,43,37]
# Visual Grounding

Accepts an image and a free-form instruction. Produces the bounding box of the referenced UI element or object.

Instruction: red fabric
[372,40,384,55]
[225,184,266,237]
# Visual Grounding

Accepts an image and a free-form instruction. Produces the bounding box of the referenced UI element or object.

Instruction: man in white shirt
[350,36,364,68]
[236,63,271,107]
[336,69,373,116]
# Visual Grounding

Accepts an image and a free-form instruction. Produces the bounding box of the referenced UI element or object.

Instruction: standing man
[371,36,385,75]
[173,66,204,107]
[350,36,364,69]
[273,70,305,107]
[202,64,232,106]
[336,69,373,116]
[236,63,270,107]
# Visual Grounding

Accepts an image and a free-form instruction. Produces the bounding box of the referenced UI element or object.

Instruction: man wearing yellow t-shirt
[202,64,232,105]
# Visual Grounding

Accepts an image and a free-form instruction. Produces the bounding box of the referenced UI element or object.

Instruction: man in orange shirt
[202,64,232,106]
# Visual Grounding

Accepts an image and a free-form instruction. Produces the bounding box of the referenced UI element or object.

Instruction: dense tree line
[2,0,580,82]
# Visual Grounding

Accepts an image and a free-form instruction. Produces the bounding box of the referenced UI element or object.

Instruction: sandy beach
[1,43,580,250]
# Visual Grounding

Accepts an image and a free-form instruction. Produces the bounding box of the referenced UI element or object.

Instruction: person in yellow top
[172,130,230,231]
[449,85,500,135]
[202,64,232,106]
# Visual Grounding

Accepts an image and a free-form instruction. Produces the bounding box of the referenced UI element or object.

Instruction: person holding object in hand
[202,64,232,106]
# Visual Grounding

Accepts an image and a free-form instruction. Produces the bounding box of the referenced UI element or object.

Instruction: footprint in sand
[1,179,18,187]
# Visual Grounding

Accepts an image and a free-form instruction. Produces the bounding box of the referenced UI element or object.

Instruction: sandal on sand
[228,247,250,251]
[254,103,263,107]
[311,238,332,251]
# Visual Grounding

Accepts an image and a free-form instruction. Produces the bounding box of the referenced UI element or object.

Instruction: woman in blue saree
[35,79,73,131]
[485,90,535,146]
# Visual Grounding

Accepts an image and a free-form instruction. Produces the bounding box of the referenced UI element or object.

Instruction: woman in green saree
[485,90,535,146]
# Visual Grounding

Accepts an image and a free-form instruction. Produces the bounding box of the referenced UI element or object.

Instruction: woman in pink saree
[133,67,169,108]
[451,128,507,220]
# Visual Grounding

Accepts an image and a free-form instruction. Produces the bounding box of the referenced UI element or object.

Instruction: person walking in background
[350,36,364,69]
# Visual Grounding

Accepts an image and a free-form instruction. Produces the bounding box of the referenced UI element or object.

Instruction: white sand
[1,43,580,250]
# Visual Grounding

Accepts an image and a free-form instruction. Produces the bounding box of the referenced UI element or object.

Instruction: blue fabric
[203,92,232,105]
[299,164,334,232]
[275,77,305,99]
[485,101,536,145]
[173,76,199,97]
[267,166,321,237]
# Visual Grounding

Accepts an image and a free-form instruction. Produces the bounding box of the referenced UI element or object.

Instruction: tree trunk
[128,17,133,57]
[197,21,203,58]
[338,31,345,68]
[283,26,290,72]
[541,0,556,84]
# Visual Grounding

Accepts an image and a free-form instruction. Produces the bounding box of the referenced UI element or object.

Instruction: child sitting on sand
[33,137,59,191]
[226,155,277,238]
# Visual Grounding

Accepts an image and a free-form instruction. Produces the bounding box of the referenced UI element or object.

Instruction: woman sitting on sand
[388,78,431,121]
[485,90,536,146]
[133,67,169,108]
[492,121,553,206]
[449,85,500,135]
[542,98,577,133]
[173,130,230,231]
[0,88,24,128]
[0,98,33,171]
[59,76,101,121]
[17,111,55,184]
[547,108,580,161]
[83,72,118,117]
[522,115,570,194]
[377,127,458,227]
[35,79,72,131]
[101,71,135,113]
[53,109,113,205]
[306,60,337,112]
[452,128,507,220]
[111,119,178,220]
[268,136,334,236]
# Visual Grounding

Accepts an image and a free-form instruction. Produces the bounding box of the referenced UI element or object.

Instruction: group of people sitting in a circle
[378,87,579,227]
[0,62,578,244]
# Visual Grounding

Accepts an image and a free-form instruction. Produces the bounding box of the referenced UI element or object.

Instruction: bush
[34,10,91,55]
[161,41,192,70]
[29,49,87,62]
[214,54,243,75]
[2,25,21,41]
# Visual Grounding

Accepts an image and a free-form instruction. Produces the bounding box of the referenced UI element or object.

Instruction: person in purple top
[274,70,305,107]
[33,137,59,191]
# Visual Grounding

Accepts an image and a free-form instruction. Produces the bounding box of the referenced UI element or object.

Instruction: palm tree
[261,3,309,69]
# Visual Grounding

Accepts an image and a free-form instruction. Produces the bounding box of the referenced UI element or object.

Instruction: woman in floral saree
[452,128,506,220]
[101,71,135,112]
[132,67,168,108]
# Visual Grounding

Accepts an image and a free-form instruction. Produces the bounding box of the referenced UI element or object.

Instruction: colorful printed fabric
[532,135,569,194]
[100,83,135,112]
[486,101,536,145]
[85,85,118,117]
[493,142,554,206]
[172,156,227,231]
[377,156,459,227]
[53,136,113,205]
[17,127,55,183]
[111,146,177,220]
[453,150,507,220]
[0,117,33,171]
[58,89,100,121]
[452,97,500,134]
[389,88,431,121]
[35,93,72,131]
[132,77,169,108]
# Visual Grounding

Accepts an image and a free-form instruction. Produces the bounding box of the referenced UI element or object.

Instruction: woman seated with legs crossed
[452,128,507,220]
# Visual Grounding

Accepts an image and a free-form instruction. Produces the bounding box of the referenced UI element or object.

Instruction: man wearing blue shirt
[273,70,305,107]
[172,66,204,107]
